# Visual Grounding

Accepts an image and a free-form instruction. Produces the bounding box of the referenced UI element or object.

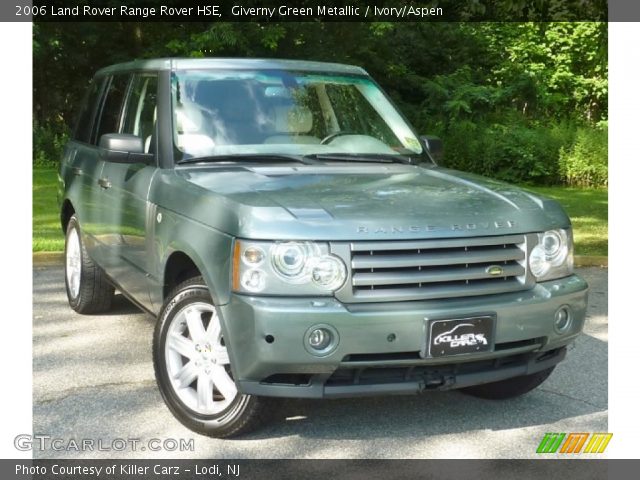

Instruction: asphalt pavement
[32,266,608,459]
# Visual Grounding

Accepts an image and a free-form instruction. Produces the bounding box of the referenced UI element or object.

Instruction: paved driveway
[32,266,607,459]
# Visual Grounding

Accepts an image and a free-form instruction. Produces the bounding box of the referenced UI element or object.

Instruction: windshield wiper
[305,153,416,165]
[177,154,317,166]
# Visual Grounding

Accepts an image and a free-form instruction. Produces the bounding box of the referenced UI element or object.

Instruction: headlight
[529,228,574,281]
[233,240,347,295]
[310,256,347,290]
[271,242,320,282]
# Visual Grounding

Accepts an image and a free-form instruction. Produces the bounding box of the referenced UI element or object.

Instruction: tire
[153,276,273,438]
[460,367,555,400]
[64,215,114,314]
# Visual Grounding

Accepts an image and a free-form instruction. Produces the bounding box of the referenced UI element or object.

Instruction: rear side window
[122,74,158,153]
[95,74,130,143]
[73,78,104,144]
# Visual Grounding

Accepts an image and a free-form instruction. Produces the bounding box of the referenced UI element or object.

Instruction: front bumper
[219,274,588,398]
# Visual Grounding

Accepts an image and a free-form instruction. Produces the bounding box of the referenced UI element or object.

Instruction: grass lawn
[33,168,64,252]
[33,168,608,256]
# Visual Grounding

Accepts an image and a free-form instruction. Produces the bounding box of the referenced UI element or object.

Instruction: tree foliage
[33,21,607,186]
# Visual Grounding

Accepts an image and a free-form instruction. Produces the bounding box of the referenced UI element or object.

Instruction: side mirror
[99,134,153,165]
[420,135,443,164]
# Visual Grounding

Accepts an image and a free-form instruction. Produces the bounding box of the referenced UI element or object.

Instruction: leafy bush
[426,118,608,187]
[559,125,608,187]
[402,60,603,186]
[33,121,69,167]
[439,119,574,185]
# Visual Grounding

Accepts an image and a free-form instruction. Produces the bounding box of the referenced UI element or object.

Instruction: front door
[97,73,159,310]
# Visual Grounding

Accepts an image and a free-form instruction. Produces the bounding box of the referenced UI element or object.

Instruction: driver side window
[95,74,130,143]
[122,74,158,153]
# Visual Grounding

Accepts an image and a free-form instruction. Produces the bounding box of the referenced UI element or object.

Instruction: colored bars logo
[537,433,613,454]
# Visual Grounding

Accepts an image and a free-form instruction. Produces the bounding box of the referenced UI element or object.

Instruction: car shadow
[105,294,146,316]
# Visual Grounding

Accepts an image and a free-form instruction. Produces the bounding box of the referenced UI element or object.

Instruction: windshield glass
[171,69,423,161]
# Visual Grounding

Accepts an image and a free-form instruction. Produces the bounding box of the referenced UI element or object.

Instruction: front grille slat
[351,246,524,270]
[352,278,525,301]
[352,263,525,286]
[350,234,527,252]
[338,234,531,303]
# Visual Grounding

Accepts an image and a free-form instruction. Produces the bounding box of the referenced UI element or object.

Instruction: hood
[158,163,569,240]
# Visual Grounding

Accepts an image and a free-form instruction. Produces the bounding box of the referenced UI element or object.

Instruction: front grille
[334,234,532,303]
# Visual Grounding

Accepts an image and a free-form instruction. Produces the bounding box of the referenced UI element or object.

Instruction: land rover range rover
[59,58,588,437]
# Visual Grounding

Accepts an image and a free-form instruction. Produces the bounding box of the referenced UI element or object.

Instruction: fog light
[554,306,572,333]
[309,328,331,350]
[304,324,339,356]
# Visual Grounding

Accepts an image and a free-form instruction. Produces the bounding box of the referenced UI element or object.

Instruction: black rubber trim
[237,347,567,399]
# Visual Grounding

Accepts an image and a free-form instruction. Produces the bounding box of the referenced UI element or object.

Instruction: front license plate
[428,316,494,357]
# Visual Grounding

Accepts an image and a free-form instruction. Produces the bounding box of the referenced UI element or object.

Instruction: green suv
[59,58,588,437]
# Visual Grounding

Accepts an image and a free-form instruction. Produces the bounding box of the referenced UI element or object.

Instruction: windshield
[171,69,424,162]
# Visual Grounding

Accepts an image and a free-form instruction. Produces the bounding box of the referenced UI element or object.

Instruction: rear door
[63,77,108,264]
[97,73,159,309]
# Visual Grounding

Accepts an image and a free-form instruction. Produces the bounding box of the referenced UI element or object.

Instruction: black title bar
[0,0,614,22]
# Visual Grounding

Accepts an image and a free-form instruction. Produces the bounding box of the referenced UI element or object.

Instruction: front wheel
[64,215,114,314]
[153,277,272,438]
[460,367,555,400]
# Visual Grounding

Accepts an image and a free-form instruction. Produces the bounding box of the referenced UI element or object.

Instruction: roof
[95,58,368,76]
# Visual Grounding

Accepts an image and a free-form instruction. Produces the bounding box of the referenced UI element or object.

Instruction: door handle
[71,167,83,176]
[98,177,112,189]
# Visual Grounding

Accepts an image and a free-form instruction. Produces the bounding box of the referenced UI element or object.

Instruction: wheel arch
[161,247,232,307]
[162,250,203,299]
[60,199,75,233]
[153,209,234,310]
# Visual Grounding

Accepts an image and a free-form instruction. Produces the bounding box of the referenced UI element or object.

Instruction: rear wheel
[64,215,114,314]
[153,276,273,438]
[461,367,555,400]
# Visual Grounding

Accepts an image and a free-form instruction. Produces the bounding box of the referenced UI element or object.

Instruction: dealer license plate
[427,316,495,357]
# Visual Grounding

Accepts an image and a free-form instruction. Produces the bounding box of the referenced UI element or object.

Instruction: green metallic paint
[219,274,587,386]
[169,163,571,241]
